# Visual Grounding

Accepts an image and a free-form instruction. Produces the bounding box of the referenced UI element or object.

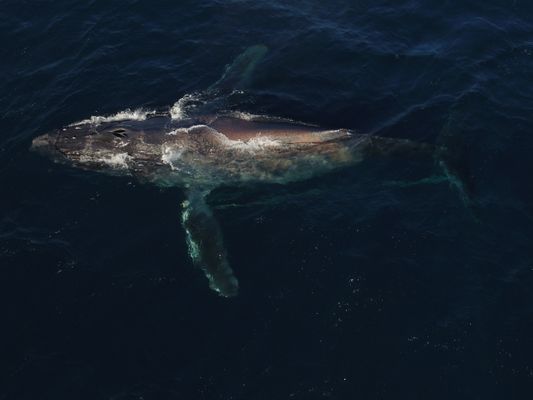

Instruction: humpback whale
[31,45,452,297]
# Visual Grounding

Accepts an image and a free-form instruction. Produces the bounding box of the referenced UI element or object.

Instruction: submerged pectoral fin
[208,45,268,93]
[181,190,238,297]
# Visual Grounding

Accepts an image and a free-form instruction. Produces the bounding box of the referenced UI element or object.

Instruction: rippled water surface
[2,1,533,399]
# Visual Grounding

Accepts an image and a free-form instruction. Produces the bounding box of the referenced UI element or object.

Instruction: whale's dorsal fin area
[208,45,268,93]
[181,189,238,297]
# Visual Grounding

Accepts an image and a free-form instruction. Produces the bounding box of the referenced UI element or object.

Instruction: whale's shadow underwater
[31,45,471,297]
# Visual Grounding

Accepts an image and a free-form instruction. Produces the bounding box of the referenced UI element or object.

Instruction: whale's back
[205,114,347,144]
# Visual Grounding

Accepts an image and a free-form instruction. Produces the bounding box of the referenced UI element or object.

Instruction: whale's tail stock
[363,108,476,210]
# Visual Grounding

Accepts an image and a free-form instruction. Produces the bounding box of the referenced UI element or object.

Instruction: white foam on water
[170,93,203,120]
[80,152,131,169]
[223,136,281,151]
[225,111,263,121]
[166,125,209,135]
[166,124,281,153]
[224,111,322,129]
[226,111,292,122]
[102,153,131,168]
[161,144,184,171]
[69,108,156,126]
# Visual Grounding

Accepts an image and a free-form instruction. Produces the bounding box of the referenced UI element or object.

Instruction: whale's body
[33,112,422,188]
[31,46,441,297]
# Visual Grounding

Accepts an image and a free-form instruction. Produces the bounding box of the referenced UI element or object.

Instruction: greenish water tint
[383,175,448,187]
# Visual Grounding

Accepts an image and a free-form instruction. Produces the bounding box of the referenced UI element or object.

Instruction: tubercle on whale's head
[31,120,149,171]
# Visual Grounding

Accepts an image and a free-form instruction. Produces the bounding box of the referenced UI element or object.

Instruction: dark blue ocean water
[2,1,533,399]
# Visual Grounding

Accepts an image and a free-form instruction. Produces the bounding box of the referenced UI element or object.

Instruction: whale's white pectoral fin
[181,189,239,297]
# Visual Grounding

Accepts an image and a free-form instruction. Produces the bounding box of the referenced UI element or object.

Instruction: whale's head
[31,118,168,173]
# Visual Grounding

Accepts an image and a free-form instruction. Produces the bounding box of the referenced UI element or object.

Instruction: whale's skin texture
[33,112,429,187]
[33,114,365,186]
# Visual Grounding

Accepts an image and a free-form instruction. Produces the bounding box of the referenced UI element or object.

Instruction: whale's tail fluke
[181,190,238,297]
[434,108,476,208]
[364,121,475,209]
[435,135,475,207]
